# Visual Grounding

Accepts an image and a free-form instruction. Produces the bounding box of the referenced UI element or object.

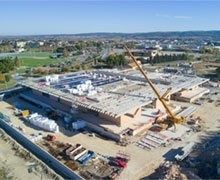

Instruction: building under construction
[19,69,209,140]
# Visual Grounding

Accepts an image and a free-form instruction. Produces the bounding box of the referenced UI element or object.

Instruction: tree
[0,74,5,83]
[63,48,69,58]
[75,64,81,70]
[61,67,70,72]
[216,67,220,76]
[14,56,21,67]
[150,54,188,64]
[0,57,22,74]
[212,48,220,57]
[186,54,195,62]
[5,74,11,82]
[75,43,82,50]
[106,54,126,68]
[106,54,115,67]
[214,67,220,80]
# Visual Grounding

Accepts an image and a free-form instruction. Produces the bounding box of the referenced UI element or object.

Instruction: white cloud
[156,14,170,18]
[174,16,192,19]
[156,14,192,20]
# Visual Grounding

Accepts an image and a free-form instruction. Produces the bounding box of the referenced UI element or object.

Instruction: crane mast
[124,45,185,126]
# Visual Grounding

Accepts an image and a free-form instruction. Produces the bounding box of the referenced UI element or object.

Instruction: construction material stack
[27,113,59,132]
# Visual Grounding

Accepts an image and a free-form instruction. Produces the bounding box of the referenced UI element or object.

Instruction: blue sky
[0,1,219,35]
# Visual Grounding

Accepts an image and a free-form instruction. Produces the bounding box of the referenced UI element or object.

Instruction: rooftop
[21,70,209,118]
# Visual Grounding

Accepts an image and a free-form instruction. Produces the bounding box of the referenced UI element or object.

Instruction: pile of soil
[146,161,200,180]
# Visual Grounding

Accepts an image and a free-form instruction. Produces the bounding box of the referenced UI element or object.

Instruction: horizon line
[1,30,220,37]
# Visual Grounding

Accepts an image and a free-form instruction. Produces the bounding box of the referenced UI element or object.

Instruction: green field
[17,52,62,67]
[20,58,60,67]
[0,52,62,89]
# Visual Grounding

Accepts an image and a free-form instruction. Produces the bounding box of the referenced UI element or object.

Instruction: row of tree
[53,41,104,57]
[30,63,91,76]
[106,54,126,67]
[200,47,220,55]
[216,67,220,77]
[74,41,103,50]
[0,44,13,53]
[148,54,188,64]
[0,74,11,83]
[0,57,21,73]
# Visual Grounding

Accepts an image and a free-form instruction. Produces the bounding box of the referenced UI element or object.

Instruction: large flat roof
[98,69,209,94]
[20,70,209,117]
[21,80,154,117]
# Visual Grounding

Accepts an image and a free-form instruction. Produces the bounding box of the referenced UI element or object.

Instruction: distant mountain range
[1,30,220,41]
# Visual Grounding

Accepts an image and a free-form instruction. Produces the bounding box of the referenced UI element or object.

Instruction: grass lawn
[20,58,60,67]
[17,51,60,67]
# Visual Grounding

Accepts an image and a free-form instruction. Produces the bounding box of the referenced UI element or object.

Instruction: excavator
[124,45,185,130]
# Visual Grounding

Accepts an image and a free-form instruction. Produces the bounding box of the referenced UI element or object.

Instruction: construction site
[17,64,209,140]
[0,47,219,180]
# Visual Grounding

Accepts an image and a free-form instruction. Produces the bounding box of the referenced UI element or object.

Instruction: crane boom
[124,45,184,125]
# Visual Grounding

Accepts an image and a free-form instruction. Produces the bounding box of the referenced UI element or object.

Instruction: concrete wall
[86,122,121,141]
[31,88,141,128]
[121,107,142,124]
[50,95,58,102]
[0,118,83,179]
[32,89,72,107]
[59,98,72,106]
[98,106,142,127]
[32,89,42,96]
[125,107,142,118]
[99,112,121,126]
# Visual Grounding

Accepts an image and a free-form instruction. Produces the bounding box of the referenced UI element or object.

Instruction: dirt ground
[0,138,43,180]
[0,89,219,180]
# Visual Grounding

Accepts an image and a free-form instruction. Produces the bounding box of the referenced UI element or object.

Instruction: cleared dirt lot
[0,90,220,179]
[0,137,43,180]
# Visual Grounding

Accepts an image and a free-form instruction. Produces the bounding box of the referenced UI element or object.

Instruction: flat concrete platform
[180,87,210,99]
